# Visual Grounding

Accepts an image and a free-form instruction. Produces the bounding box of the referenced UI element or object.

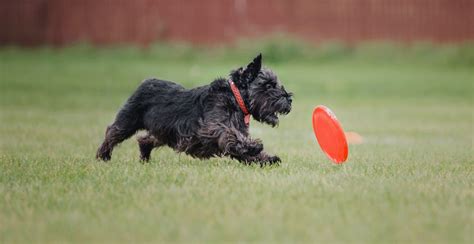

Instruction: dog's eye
[265,83,274,89]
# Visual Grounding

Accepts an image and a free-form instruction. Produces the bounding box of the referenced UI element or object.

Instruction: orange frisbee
[312,105,348,163]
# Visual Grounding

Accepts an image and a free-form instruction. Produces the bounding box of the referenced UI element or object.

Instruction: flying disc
[312,105,348,163]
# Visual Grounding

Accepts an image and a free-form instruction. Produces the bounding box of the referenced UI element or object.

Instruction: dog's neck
[228,80,250,126]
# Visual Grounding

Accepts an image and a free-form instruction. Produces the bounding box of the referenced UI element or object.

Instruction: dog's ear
[230,67,244,83]
[241,54,262,84]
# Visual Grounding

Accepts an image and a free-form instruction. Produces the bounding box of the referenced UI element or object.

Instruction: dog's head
[230,54,293,127]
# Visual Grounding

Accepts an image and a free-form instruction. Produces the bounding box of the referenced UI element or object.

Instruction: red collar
[229,80,250,126]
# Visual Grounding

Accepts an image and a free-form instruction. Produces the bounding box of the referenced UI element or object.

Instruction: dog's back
[129,78,209,145]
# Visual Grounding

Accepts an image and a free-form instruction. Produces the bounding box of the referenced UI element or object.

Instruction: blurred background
[1,0,473,243]
[2,0,473,46]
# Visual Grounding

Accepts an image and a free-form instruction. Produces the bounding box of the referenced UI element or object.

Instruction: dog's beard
[250,96,291,127]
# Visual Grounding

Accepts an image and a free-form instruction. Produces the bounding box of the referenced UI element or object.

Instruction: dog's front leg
[218,129,280,165]
[252,152,281,166]
[220,130,283,165]
[231,151,280,166]
[200,124,262,163]
[223,135,264,163]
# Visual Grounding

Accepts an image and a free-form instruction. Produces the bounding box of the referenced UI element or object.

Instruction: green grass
[1,42,473,243]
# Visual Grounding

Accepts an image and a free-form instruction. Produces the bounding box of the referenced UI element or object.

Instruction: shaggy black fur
[96,54,293,165]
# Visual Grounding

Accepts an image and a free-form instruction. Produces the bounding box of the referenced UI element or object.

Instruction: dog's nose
[282,86,292,103]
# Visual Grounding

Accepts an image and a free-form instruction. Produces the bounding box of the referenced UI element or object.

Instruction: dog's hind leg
[96,106,142,161]
[137,133,164,162]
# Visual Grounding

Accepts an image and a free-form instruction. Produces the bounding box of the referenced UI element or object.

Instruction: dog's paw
[139,154,150,162]
[268,155,281,164]
[246,142,263,156]
[138,144,153,162]
[96,149,111,161]
[96,153,111,161]
[260,155,281,167]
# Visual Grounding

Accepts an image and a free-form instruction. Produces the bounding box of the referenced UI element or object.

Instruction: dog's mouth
[264,113,280,127]
[250,94,292,127]
[262,103,291,127]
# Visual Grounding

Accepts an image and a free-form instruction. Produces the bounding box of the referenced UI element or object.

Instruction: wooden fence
[1,0,473,46]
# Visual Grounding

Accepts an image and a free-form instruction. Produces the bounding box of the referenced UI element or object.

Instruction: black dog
[96,54,292,165]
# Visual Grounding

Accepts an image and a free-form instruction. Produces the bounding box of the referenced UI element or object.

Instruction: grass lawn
[0,43,473,243]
